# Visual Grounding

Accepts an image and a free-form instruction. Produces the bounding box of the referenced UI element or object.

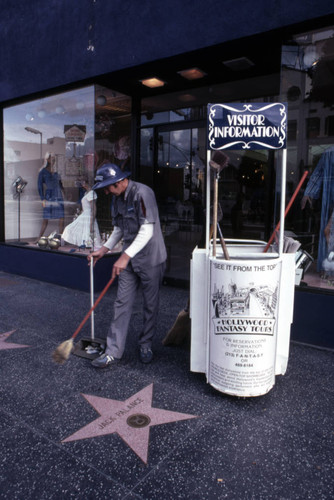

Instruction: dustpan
[73,261,106,359]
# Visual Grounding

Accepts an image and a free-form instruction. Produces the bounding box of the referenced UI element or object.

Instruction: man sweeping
[88,164,167,367]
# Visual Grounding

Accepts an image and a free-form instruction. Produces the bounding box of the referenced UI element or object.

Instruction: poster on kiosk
[190,103,297,397]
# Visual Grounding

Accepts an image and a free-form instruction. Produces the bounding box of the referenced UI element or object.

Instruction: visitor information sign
[208,102,287,150]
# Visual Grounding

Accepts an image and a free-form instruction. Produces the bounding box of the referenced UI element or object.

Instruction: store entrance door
[152,125,207,284]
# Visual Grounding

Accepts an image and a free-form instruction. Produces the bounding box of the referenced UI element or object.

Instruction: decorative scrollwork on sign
[208,103,287,151]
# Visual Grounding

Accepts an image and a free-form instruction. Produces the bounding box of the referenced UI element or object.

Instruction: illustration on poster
[212,278,278,322]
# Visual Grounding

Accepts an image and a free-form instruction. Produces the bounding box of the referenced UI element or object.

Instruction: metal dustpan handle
[90,260,95,340]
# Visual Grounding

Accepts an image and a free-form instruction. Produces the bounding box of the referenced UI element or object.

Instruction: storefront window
[281,25,334,291]
[140,106,206,127]
[3,85,131,251]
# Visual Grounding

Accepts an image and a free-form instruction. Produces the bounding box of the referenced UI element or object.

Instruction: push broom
[210,151,229,258]
[52,273,115,364]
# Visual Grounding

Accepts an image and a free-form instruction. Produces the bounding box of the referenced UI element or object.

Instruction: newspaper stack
[272,233,301,253]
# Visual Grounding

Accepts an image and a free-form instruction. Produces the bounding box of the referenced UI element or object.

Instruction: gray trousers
[106,261,165,359]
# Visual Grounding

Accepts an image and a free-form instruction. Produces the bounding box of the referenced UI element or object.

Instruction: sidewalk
[0,270,333,499]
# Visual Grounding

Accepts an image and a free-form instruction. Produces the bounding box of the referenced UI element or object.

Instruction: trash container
[190,240,295,397]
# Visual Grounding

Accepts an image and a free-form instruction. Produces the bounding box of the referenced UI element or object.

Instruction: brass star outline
[62,383,197,463]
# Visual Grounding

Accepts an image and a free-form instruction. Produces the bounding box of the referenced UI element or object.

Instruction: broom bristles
[52,339,74,364]
[162,309,191,346]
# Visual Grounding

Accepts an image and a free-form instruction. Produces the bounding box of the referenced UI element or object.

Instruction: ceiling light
[222,57,255,71]
[140,78,165,88]
[177,68,207,80]
[178,94,197,102]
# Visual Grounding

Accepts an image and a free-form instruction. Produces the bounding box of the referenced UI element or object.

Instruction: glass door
[154,127,207,283]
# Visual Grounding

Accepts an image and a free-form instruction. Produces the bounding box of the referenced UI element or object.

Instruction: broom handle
[90,260,95,340]
[71,275,115,340]
[263,170,309,253]
[217,222,230,260]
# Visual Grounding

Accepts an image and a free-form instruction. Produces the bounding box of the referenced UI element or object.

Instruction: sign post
[207,102,287,255]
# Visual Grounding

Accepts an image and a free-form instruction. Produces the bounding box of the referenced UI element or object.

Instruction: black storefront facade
[1,1,334,349]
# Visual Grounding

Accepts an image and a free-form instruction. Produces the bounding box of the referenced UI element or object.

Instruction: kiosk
[190,103,296,397]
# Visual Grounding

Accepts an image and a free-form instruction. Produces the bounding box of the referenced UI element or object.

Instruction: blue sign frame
[208,103,287,150]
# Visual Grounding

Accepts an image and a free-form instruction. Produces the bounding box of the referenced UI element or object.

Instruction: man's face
[104,180,124,196]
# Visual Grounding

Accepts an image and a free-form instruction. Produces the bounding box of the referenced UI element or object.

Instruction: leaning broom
[162,151,229,346]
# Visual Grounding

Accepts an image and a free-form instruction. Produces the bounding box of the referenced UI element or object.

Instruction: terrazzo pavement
[0,270,333,499]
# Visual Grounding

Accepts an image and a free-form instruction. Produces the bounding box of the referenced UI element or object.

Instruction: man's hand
[112,253,130,279]
[87,246,109,266]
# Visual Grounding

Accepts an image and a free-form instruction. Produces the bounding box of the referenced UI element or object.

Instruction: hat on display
[92,163,131,190]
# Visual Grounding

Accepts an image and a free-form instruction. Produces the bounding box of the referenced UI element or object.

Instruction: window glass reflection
[4,85,131,253]
[4,87,95,246]
[281,25,334,291]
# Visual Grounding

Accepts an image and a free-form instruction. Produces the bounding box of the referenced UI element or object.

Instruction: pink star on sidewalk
[0,330,30,350]
[62,383,198,463]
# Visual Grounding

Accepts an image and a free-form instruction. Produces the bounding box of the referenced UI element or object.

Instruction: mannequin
[62,177,102,249]
[37,152,64,239]
[322,210,334,279]
[301,146,334,273]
